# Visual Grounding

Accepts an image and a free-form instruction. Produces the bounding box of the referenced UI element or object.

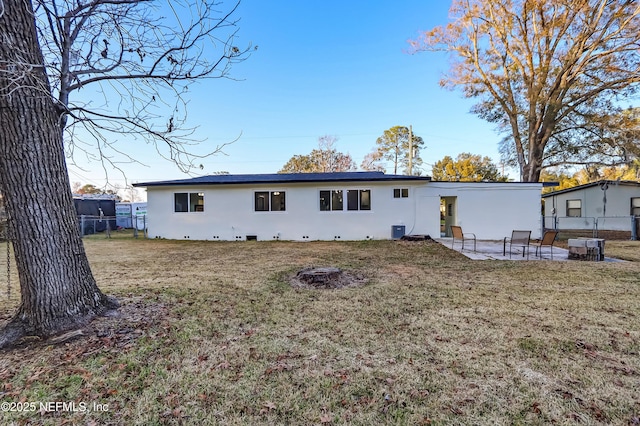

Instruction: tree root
[0,294,120,350]
[0,319,32,350]
[48,329,85,344]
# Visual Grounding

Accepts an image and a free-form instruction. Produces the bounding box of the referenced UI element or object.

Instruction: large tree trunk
[517,132,545,182]
[521,152,543,182]
[0,0,118,348]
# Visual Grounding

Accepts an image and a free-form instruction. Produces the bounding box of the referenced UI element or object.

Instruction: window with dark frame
[319,190,331,211]
[174,193,188,212]
[393,188,409,198]
[347,189,371,210]
[190,193,204,212]
[174,192,204,212]
[321,189,370,211]
[331,190,343,211]
[318,190,345,211]
[567,199,582,217]
[255,192,269,211]
[347,190,359,211]
[255,191,286,212]
[271,191,286,211]
[360,189,371,210]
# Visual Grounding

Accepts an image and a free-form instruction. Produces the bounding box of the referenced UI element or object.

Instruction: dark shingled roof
[133,172,431,187]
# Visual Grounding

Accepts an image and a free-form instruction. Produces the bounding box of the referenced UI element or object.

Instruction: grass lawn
[1,235,639,425]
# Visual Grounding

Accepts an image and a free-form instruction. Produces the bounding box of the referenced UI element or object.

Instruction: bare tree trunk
[0,0,118,348]
[521,134,546,182]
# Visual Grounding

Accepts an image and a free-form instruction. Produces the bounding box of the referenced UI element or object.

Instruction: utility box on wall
[392,225,406,239]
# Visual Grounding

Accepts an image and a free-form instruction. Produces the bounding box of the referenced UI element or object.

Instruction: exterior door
[441,196,457,237]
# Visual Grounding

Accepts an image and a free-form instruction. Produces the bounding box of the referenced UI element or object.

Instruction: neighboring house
[542,180,640,237]
[133,172,547,241]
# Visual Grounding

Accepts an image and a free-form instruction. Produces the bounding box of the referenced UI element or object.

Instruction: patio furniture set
[450,226,604,261]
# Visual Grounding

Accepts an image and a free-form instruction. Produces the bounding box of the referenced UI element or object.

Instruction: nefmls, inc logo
[40,401,88,412]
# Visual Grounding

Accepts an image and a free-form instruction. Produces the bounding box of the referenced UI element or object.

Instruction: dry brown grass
[1,235,639,425]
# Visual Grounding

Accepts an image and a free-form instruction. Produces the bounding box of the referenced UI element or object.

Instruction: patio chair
[503,230,531,259]
[531,230,558,259]
[450,225,476,252]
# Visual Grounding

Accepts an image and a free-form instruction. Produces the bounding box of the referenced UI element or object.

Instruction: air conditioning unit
[392,225,405,239]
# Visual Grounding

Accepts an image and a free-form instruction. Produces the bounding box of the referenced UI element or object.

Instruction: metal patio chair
[450,225,476,252]
[503,230,531,259]
[531,230,558,259]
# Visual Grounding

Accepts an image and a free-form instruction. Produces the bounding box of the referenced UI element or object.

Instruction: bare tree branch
[16,0,256,179]
[410,0,640,181]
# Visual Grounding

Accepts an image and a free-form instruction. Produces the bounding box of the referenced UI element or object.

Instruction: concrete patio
[436,238,623,262]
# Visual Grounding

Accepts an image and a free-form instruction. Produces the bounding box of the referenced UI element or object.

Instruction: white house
[542,180,640,237]
[432,181,544,239]
[133,172,547,241]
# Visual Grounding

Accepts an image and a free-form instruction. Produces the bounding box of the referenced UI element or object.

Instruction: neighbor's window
[347,189,371,211]
[319,190,344,211]
[567,199,582,217]
[632,198,640,216]
[255,191,286,212]
[393,188,409,198]
[174,192,204,212]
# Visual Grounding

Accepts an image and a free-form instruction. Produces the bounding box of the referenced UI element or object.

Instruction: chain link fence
[78,214,147,238]
[543,215,638,240]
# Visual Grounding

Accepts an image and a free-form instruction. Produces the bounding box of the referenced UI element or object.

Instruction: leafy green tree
[279,136,356,173]
[432,153,506,182]
[371,126,424,175]
[410,0,640,182]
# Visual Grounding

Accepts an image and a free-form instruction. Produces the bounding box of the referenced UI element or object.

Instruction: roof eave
[133,174,431,187]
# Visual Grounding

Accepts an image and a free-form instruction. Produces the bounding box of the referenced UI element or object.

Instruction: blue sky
[67,0,511,191]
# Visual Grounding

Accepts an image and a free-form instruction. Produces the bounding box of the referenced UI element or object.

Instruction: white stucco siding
[145,182,430,241]
[430,182,543,239]
[412,192,442,238]
[142,178,545,241]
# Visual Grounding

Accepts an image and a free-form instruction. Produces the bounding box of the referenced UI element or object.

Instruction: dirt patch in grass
[289,267,368,289]
[2,296,166,351]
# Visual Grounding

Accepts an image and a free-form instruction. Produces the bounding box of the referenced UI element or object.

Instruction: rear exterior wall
[145,181,430,241]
